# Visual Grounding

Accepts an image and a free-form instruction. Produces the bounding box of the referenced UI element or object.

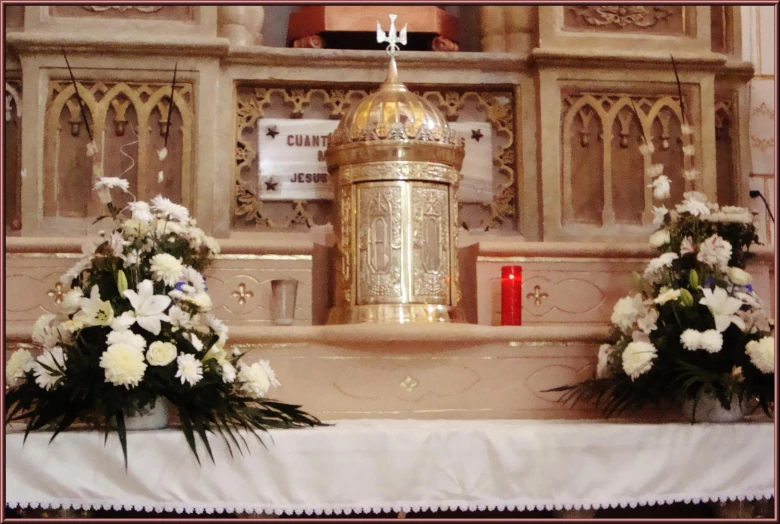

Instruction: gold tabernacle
[325,15,467,324]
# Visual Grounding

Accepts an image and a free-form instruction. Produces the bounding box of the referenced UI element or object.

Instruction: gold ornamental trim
[338,162,460,186]
[326,142,464,172]
[327,304,466,324]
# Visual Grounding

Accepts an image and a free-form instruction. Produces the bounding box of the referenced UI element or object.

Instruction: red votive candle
[501,266,523,326]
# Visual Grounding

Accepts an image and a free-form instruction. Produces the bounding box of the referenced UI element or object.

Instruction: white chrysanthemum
[151,195,189,222]
[179,266,206,293]
[203,236,221,254]
[94,177,130,204]
[638,142,655,156]
[155,220,184,238]
[100,343,147,389]
[611,294,645,332]
[654,288,681,305]
[680,236,695,255]
[645,163,664,178]
[128,201,153,222]
[649,229,670,248]
[122,249,143,266]
[728,267,752,286]
[699,287,746,333]
[33,346,67,390]
[238,360,281,398]
[680,329,701,351]
[150,253,184,287]
[184,292,212,311]
[734,290,762,309]
[6,349,35,386]
[61,287,83,314]
[596,344,612,379]
[649,175,671,200]
[745,337,774,374]
[32,314,60,349]
[175,354,203,386]
[110,311,137,332]
[636,308,659,334]
[146,341,178,366]
[697,235,732,271]
[682,145,695,157]
[652,205,668,227]
[123,219,150,238]
[221,362,237,383]
[621,341,657,380]
[106,329,147,351]
[699,330,723,353]
[737,308,770,334]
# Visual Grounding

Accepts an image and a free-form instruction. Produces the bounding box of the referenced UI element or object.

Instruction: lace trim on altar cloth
[7,492,774,515]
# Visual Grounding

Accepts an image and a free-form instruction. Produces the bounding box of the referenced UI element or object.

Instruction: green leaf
[115,409,128,470]
[116,270,128,294]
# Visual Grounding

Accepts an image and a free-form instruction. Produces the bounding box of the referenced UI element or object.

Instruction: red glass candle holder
[501,266,522,326]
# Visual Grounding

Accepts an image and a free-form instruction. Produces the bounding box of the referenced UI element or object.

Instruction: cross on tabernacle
[376,14,408,56]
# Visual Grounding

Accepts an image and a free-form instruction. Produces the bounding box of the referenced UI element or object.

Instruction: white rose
[100,344,147,388]
[621,341,657,380]
[146,341,178,366]
[649,229,671,248]
[728,267,752,286]
[746,337,774,374]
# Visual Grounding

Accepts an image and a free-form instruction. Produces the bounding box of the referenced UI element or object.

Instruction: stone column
[217,6,250,46]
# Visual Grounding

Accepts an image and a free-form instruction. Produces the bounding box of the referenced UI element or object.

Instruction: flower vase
[125,398,169,430]
[682,393,744,423]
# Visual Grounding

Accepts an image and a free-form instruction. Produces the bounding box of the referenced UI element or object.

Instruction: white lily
[699,287,746,333]
[74,285,115,327]
[123,279,171,335]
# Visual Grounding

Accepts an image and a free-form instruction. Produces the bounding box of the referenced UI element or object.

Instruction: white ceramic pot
[125,398,169,430]
[682,393,744,423]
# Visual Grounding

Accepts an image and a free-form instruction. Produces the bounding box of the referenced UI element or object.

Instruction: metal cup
[270,279,299,325]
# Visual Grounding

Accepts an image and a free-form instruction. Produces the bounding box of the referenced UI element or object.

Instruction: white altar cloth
[5,419,774,515]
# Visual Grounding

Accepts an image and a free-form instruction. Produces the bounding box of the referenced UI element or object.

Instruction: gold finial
[377,14,407,84]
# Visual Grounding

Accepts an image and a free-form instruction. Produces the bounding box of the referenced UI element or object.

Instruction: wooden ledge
[6,32,230,57]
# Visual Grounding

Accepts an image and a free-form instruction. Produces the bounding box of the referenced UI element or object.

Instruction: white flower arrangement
[6,175,322,467]
[548,63,774,420]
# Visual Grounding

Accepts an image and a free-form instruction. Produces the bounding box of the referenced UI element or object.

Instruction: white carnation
[100,343,147,388]
[746,337,774,374]
[699,330,723,353]
[649,229,670,248]
[676,196,710,217]
[621,341,657,380]
[636,308,659,334]
[33,346,67,390]
[185,292,212,311]
[238,360,281,398]
[61,287,83,314]
[175,354,203,386]
[168,305,194,330]
[106,329,147,351]
[146,341,178,366]
[611,295,645,332]
[680,329,702,351]
[728,267,752,286]
[643,252,679,282]
[94,177,129,204]
[6,349,35,386]
[128,201,153,223]
[697,235,732,271]
[150,253,184,286]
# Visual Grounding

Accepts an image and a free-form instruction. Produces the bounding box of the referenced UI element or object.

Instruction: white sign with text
[257,118,493,202]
